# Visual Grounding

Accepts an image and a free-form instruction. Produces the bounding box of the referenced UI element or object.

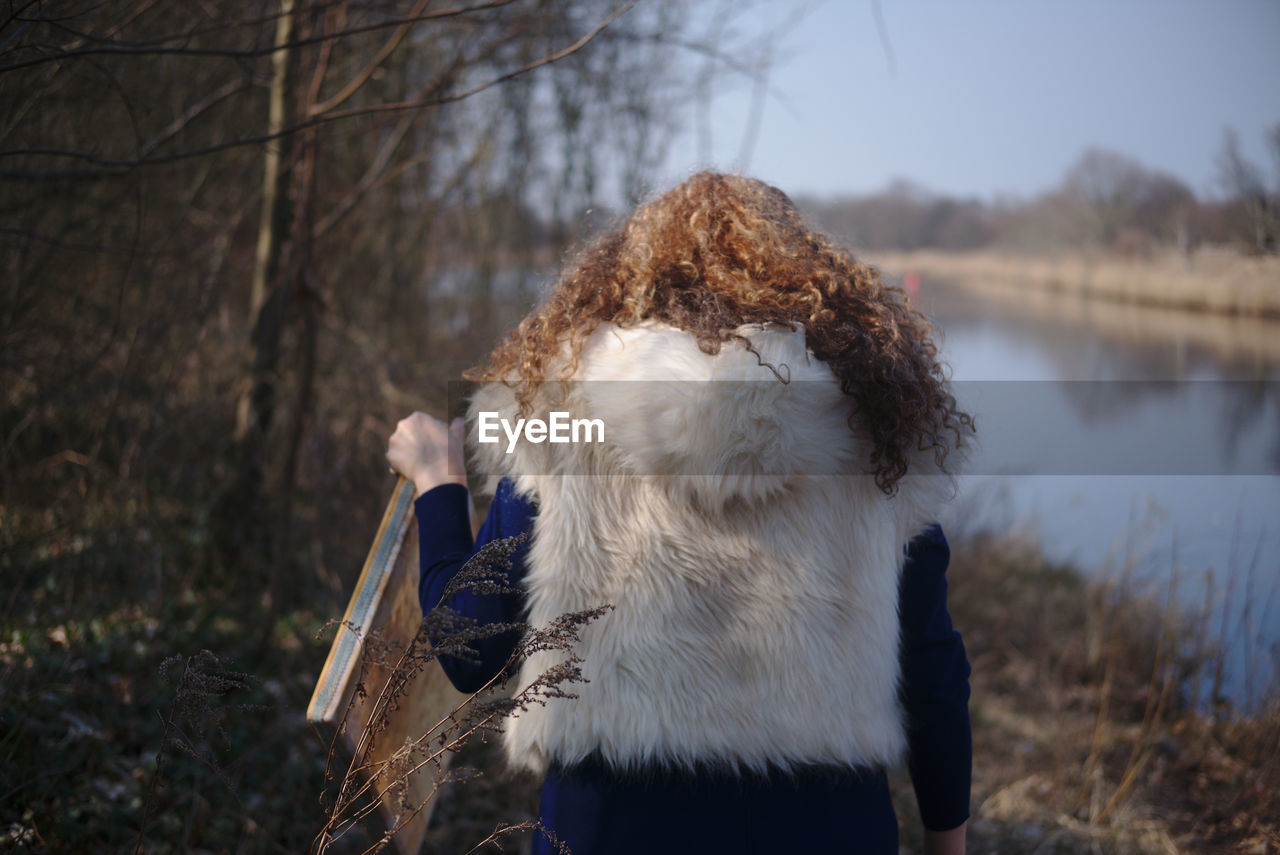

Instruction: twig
[870,0,897,77]
[309,0,431,116]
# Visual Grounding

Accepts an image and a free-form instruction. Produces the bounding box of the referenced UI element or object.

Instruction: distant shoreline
[870,248,1280,320]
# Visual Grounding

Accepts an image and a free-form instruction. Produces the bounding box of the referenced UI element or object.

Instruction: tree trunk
[237,0,297,443]
[216,0,297,575]
[258,122,320,652]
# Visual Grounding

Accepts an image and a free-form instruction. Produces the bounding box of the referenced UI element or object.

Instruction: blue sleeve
[899,524,972,832]
[416,478,536,694]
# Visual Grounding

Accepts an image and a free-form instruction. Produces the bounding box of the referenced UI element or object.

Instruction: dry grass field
[872,249,1280,320]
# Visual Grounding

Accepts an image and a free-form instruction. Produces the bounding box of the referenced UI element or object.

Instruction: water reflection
[918,278,1280,709]
[956,380,1280,476]
[921,280,1280,379]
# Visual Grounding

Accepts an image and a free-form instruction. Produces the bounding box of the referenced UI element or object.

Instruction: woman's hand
[387,412,468,497]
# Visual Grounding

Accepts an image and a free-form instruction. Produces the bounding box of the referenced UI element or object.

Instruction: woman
[388,173,973,854]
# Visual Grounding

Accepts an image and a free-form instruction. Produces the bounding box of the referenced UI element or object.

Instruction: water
[917,280,1280,709]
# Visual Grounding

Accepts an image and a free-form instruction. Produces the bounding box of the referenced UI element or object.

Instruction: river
[918,279,1280,711]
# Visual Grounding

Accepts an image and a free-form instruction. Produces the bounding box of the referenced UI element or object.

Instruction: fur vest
[468,322,955,775]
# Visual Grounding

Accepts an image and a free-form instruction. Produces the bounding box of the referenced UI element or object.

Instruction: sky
[657,0,1280,202]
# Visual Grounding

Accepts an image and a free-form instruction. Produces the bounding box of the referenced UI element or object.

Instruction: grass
[871,248,1280,320]
[888,530,1280,855]
[3,497,1277,852]
[0,596,336,853]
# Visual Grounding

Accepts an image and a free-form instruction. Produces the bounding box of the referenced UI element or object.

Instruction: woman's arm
[899,525,972,848]
[414,479,535,693]
[389,411,536,694]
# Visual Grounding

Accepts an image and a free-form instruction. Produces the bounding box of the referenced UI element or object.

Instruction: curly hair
[465,172,972,493]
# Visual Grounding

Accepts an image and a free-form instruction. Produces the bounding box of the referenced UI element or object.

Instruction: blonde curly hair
[466,172,972,493]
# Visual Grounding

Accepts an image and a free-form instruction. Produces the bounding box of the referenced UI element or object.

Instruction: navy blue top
[417,479,971,854]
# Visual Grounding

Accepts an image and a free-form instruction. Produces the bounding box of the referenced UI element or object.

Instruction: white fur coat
[468,322,954,775]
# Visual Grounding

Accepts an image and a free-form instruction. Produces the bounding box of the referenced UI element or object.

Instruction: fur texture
[468,322,955,775]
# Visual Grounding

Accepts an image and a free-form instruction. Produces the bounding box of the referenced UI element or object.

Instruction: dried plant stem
[315,534,609,854]
[133,674,184,855]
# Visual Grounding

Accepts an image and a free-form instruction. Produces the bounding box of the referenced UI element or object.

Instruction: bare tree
[1061,147,1149,248]
[1056,147,1201,254]
[1,2,776,846]
[1216,125,1278,254]
[0,0,767,637]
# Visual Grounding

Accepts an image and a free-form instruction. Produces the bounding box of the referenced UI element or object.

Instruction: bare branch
[313,112,418,238]
[0,1,45,36]
[1,1,637,180]
[10,0,340,50]
[870,0,896,77]
[0,0,519,75]
[137,78,252,160]
[310,0,431,117]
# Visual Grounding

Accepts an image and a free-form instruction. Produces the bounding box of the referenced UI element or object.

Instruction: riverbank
[871,248,1280,320]
[915,529,1280,855]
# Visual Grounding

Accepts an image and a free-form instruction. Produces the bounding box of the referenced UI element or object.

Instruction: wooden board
[309,476,467,854]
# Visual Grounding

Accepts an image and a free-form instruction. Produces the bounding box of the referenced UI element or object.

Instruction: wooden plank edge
[307,476,417,730]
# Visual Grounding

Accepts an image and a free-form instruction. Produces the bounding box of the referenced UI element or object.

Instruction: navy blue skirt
[533,756,898,855]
